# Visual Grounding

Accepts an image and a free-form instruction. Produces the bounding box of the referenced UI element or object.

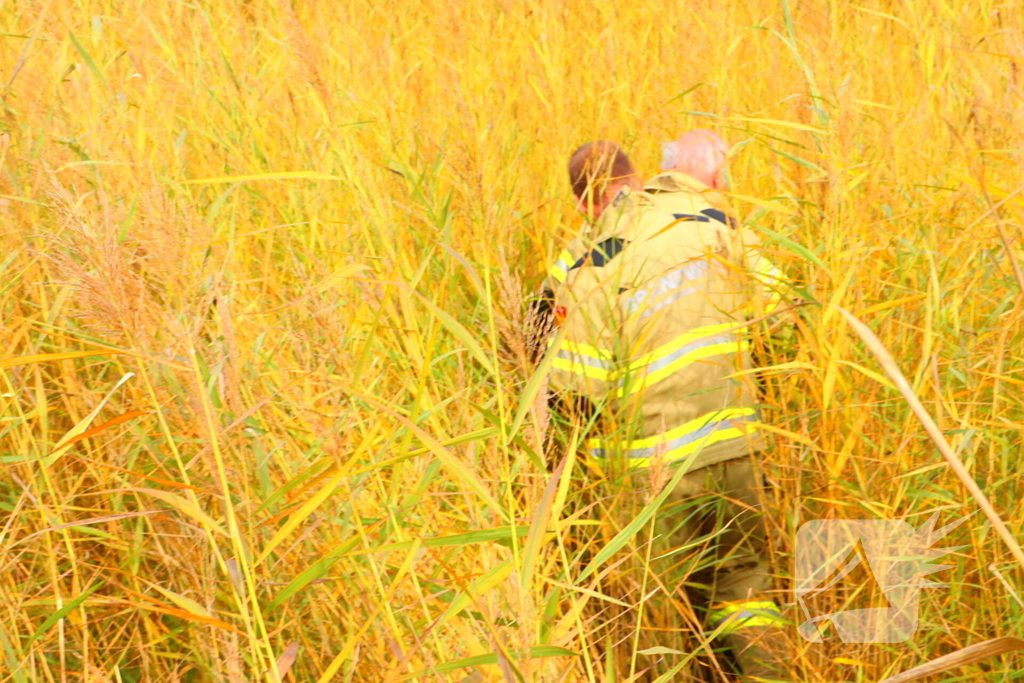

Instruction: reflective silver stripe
[555,350,611,371]
[632,335,731,377]
[549,257,571,282]
[549,248,574,283]
[590,417,742,460]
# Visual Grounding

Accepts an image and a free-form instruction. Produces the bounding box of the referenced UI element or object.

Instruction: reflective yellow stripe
[585,407,757,467]
[551,339,613,381]
[552,355,610,380]
[617,342,748,398]
[559,340,612,361]
[613,424,751,468]
[639,339,748,389]
[592,407,755,451]
[548,248,574,284]
[626,323,736,371]
[709,600,784,634]
[615,324,743,397]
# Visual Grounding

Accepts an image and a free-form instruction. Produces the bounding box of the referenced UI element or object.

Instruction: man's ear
[712,169,728,191]
[574,194,588,214]
[575,193,598,217]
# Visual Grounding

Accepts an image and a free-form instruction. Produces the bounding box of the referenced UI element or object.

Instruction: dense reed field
[2,0,1023,680]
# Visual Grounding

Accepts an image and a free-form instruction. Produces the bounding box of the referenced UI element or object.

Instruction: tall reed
[1,1,1022,681]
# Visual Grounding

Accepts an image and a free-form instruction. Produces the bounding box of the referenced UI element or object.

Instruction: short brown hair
[567,141,636,200]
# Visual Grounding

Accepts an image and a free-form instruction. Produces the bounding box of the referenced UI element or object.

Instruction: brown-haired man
[567,140,643,217]
[538,141,642,297]
[526,141,642,358]
[541,135,789,682]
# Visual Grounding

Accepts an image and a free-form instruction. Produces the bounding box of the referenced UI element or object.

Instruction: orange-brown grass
[1,1,1023,681]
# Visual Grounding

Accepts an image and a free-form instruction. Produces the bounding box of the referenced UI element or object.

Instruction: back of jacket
[548,176,767,472]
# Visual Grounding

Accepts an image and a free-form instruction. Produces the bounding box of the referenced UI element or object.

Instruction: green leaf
[751,224,827,271]
[436,241,485,301]
[365,525,531,555]
[666,82,708,105]
[255,465,355,566]
[768,145,826,174]
[467,402,544,470]
[185,171,347,184]
[401,645,578,679]
[117,194,139,243]
[339,386,508,522]
[412,290,497,378]
[254,459,334,515]
[30,582,102,642]
[68,31,105,86]
[0,621,27,683]
[269,536,362,609]
[436,559,514,628]
[578,445,707,582]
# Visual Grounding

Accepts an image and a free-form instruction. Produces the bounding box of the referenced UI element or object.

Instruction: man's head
[660,129,728,190]
[568,141,642,218]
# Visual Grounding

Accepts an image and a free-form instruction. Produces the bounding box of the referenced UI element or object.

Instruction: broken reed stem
[878,636,1024,683]
[836,306,1024,574]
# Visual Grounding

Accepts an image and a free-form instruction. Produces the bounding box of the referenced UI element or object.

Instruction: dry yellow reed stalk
[836,305,1024,571]
[878,636,1024,682]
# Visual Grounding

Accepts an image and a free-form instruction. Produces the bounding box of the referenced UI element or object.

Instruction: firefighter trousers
[657,455,787,682]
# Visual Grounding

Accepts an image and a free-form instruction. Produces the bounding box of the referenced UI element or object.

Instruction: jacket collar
[644,171,724,206]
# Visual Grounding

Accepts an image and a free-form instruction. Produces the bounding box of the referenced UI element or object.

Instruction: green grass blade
[30,582,101,643]
[577,446,705,583]
[340,386,508,521]
[268,536,362,609]
[365,525,531,555]
[411,290,497,379]
[752,224,827,271]
[68,31,105,86]
[520,456,564,589]
[401,646,579,679]
[0,620,27,683]
[254,459,334,515]
[185,171,348,184]
[436,559,514,629]
[768,145,826,174]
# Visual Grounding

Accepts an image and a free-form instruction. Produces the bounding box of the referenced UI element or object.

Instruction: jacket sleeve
[545,268,619,408]
[543,245,577,294]
[525,236,590,364]
[540,234,588,296]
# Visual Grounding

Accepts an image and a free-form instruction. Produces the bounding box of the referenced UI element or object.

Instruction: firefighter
[526,141,642,361]
[545,133,788,681]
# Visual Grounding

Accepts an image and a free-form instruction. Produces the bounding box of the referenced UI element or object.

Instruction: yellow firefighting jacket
[547,172,781,472]
[542,172,735,294]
